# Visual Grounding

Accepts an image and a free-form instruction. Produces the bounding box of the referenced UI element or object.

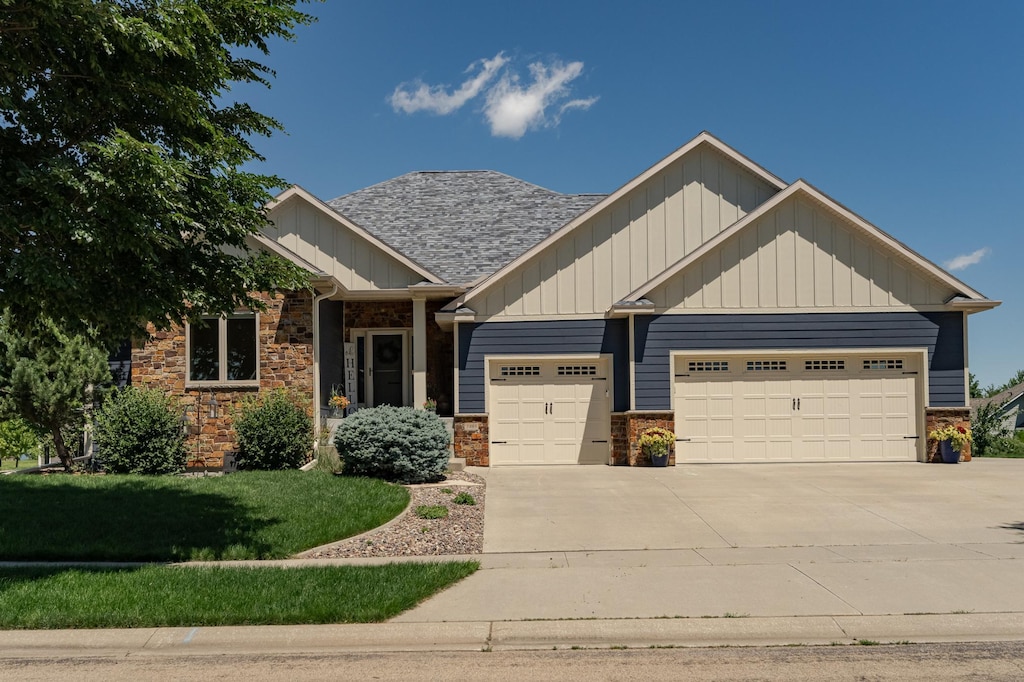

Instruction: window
[557,365,597,376]
[864,359,903,371]
[689,361,729,372]
[188,313,258,383]
[805,359,846,371]
[746,360,787,371]
[500,365,541,376]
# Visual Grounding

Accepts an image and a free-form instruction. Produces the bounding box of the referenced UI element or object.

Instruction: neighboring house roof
[972,381,1024,410]
[326,171,605,285]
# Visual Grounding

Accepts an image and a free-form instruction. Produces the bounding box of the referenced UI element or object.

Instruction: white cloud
[944,247,990,271]
[484,60,597,139]
[389,53,508,115]
[389,53,597,138]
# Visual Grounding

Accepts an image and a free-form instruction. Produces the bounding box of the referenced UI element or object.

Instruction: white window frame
[185,312,260,387]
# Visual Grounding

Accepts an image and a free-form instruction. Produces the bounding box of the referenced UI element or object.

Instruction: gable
[266,190,434,291]
[647,192,958,312]
[474,142,780,318]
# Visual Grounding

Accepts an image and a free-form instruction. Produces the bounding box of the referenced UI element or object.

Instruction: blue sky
[237,0,1023,388]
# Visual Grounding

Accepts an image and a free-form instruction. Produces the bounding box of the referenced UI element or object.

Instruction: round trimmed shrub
[233,389,313,470]
[334,406,449,483]
[93,387,188,475]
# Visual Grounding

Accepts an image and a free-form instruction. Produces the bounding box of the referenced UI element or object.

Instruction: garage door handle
[676,438,692,442]
[904,435,920,439]
[492,441,507,444]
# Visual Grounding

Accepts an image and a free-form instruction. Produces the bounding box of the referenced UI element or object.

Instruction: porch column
[412,297,427,408]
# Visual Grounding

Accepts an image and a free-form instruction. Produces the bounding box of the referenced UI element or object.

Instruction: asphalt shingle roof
[326,171,605,285]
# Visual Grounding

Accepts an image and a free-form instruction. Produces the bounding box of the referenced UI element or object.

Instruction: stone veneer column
[625,411,676,466]
[453,414,489,466]
[925,407,972,463]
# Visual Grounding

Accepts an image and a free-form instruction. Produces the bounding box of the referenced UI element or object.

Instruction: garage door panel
[675,353,920,463]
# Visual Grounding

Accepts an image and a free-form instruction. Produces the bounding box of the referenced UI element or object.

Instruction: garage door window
[746,360,787,371]
[500,365,541,376]
[557,365,597,376]
[805,359,846,371]
[689,360,729,372]
[864,359,903,370]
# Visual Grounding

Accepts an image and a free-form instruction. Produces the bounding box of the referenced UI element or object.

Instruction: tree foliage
[0,1,314,344]
[0,317,110,470]
[0,417,38,467]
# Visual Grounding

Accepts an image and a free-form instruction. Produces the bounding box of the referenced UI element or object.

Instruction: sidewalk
[3,545,1024,655]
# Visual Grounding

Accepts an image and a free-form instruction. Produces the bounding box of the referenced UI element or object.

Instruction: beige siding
[267,198,422,291]
[480,144,778,317]
[651,195,956,311]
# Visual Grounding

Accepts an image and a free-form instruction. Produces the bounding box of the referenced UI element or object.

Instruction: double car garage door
[674,354,921,462]
[485,353,922,466]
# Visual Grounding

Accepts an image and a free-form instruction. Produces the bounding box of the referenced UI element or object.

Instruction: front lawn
[0,563,478,629]
[0,471,409,561]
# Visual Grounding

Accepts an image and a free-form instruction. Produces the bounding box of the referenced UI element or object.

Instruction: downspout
[312,283,339,443]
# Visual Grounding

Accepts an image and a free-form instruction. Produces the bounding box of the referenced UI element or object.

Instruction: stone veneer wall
[454,414,489,466]
[925,407,972,463]
[342,300,454,415]
[624,412,676,466]
[131,290,314,469]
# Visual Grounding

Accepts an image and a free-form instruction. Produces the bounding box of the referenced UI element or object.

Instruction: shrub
[234,390,312,470]
[334,406,449,483]
[93,387,187,474]
[972,401,1009,456]
[415,505,448,519]
[452,491,476,506]
[986,431,1024,458]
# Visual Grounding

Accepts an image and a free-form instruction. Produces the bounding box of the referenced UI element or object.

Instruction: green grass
[0,563,477,629]
[415,504,449,519]
[1,457,34,471]
[0,471,409,561]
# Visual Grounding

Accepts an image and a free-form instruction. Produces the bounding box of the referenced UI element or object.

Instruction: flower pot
[650,453,669,467]
[939,439,960,464]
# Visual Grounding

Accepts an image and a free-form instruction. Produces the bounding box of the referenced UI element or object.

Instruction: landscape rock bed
[305,471,485,558]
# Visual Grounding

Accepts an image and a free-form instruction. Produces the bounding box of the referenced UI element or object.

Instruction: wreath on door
[375,341,400,365]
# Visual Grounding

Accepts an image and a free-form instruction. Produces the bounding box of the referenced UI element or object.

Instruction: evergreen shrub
[93,387,187,474]
[334,406,449,483]
[234,390,312,470]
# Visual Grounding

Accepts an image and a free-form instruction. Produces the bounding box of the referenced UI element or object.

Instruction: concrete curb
[3,613,1024,658]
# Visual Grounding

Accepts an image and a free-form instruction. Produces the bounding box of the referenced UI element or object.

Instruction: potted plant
[928,423,971,464]
[423,397,437,412]
[638,427,675,467]
[328,390,350,418]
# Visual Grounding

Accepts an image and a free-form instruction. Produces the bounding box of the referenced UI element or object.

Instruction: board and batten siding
[649,195,955,312]
[267,197,423,290]
[478,145,779,318]
[457,319,629,413]
[634,312,966,410]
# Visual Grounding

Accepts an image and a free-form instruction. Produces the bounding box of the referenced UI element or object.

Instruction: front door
[369,332,406,407]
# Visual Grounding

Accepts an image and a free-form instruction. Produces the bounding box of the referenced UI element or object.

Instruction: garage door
[674,354,920,462]
[489,360,611,465]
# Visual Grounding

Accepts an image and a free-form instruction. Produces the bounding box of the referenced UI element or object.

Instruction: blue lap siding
[634,311,966,410]
[457,319,629,413]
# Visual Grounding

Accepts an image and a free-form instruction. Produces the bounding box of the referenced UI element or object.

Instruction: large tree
[0,1,313,345]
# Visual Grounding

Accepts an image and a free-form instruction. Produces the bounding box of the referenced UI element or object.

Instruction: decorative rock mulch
[302,471,486,558]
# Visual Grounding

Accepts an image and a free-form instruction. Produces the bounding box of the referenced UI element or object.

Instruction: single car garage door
[674,353,921,462]
[488,359,611,465]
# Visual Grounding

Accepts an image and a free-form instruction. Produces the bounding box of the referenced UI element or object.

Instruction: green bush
[986,431,1024,458]
[415,505,448,519]
[93,387,187,474]
[452,491,476,506]
[334,406,449,483]
[234,390,312,470]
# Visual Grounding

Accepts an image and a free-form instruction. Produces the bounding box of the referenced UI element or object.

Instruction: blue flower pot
[649,451,669,467]
[939,439,960,464]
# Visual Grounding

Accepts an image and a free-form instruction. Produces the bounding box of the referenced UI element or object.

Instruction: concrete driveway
[478,460,1024,553]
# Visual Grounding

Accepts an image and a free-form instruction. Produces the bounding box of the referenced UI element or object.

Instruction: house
[972,381,1024,433]
[131,132,998,467]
